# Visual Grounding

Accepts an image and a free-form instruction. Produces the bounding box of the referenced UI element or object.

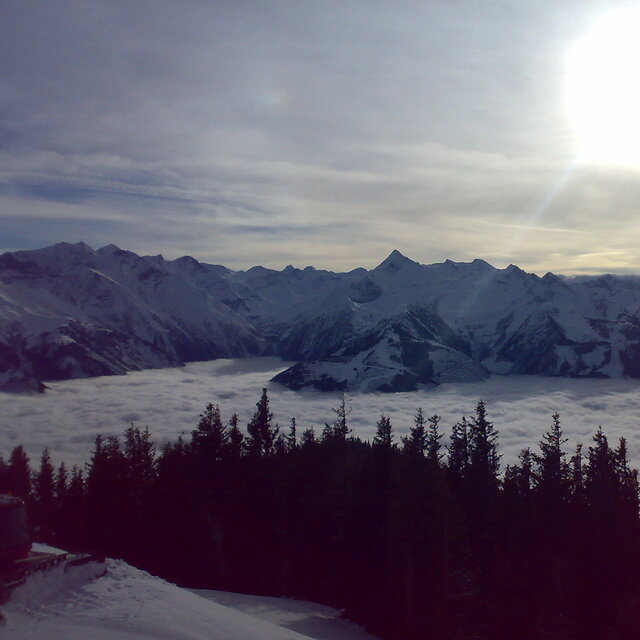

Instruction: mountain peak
[48,241,93,255]
[471,258,493,268]
[174,255,200,268]
[374,250,418,272]
[439,258,494,271]
[97,244,122,254]
[29,241,95,267]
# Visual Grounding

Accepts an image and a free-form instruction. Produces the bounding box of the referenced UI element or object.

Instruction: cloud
[1,1,639,273]
[2,358,640,471]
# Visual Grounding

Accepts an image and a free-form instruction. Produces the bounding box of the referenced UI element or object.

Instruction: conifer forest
[2,390,639,640]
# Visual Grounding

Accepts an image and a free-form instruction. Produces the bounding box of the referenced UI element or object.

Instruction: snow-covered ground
[1,357,640,467]
[193,589,378,640]
[1,552,378,640]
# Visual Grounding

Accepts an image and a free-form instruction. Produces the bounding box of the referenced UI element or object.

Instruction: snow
[4,240,640,393]
[30,542,66,556]
[1,556,379,640]
[193,590,379,640]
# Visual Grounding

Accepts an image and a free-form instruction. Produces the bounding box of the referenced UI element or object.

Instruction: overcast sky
[1,0,639,274]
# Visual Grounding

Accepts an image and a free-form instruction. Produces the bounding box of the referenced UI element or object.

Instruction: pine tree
[301,427,316,448]
[33,448,55,539]
[156,437,188,490]
[321,422,334,442]
[468,400,500,486]
[246,388,278,456]
[402,407,427,456]
[0,454,7,492]
[615,437,630,477]
[53,463,85,551]
[331,392,352,441]
[447,417,470,480]
[155,437,189,513]
[55,462,68,503]
[585,426,616,503]
[124,426,156,484]
[68,465,85,507]
[227,413,245,458]
[569,443,585,500]
[85,434,127,553]
[426,414,444,464]
[286,417,298,452]
[68,465,85,501]
[274,431,288,456]
[465,400,500,591]
[192,404,227,462]
[7,445,31,499]
[53,461,68,542]
[534,412,569,496]
[614,437,639,511]
[510,447,534,497]
[123,424,156,546]
[579,428,637,638]
[373,414,394,448]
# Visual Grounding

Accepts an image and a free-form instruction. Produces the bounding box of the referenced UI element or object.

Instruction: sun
[566,8,640,167]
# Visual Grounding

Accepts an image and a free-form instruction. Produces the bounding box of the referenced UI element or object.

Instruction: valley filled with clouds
[2,357,639,469]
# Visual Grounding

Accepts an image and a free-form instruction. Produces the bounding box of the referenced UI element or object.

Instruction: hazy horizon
[8,239,640,278]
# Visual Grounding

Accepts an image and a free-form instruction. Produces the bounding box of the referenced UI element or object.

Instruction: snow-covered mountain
[1,242,639,393]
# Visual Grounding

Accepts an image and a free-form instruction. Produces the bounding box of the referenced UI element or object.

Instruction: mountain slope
[0,243,262,392]
[1,242,639,393]
[3,554,378,640]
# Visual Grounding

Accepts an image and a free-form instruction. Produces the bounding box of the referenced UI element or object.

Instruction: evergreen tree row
[2,390,639,640]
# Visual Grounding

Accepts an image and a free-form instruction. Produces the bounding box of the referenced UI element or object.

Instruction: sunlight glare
[566,8,640,167]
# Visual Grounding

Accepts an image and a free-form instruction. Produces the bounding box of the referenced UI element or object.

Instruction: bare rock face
[1,244,640,393]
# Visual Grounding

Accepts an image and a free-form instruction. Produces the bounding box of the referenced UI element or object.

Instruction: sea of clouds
[1,357,639,469]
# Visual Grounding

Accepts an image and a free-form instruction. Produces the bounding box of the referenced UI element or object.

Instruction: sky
[2,0,640,274]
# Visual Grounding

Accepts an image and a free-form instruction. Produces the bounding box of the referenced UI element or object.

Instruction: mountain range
[1,242,639,393]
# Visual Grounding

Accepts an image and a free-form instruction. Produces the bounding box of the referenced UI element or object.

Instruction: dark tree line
[2,390,640,640]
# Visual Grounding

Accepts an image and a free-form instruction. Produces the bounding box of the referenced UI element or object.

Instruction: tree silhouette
[246,388,278,456]
[331,392,352,441]
[468,400,500,486]
[192,404,227,463]
[7,445,31,500]
[402,407,427,457]
[33,447,55,538]
[425,413,444,464]
[373,414,394,448]
[448,416,470,480]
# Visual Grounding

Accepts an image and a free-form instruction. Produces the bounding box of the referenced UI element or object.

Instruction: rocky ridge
[1,242,639,393]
